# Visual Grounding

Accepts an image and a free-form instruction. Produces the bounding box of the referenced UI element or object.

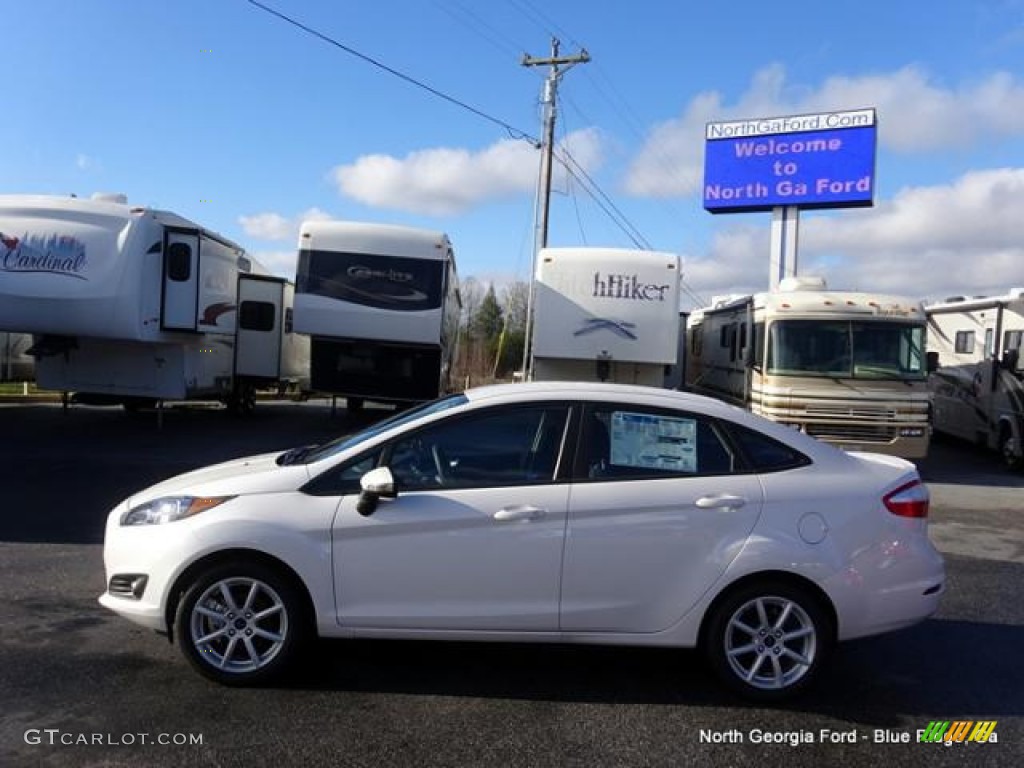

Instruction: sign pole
[769,205,800,291]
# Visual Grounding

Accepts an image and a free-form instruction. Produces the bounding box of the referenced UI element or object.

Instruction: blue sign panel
[703,111,877,213]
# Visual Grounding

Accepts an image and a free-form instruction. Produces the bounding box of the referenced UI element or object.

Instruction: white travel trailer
[925,289,1024,469]
[293,220,460,409]
[0,193,309,411]
[0,332,33,381]
[530,247,682,386]
[686,277,931,458]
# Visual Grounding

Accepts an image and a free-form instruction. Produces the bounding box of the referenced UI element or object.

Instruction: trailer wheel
[227,385,257,416]
[999,425,1022,471]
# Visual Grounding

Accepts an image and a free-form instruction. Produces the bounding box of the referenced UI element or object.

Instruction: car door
[332,403,572,631]
[560,403,765,633]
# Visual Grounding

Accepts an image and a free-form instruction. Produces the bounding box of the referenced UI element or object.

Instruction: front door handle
[695,494,747,510]
[493,505,546,522]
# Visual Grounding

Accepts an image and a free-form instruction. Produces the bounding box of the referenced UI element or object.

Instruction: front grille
[806,423,897,442]
[805,405,897,421]
[108,574,148,599]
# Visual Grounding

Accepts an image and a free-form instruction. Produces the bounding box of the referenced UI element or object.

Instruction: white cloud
[331,129,604,216]
[75,153,100,171]
[679,168,1024,308]
[239,207,333,242]
[626,65,1024,198]
[249,249,297,280]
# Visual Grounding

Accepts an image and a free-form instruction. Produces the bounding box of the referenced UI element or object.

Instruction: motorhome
[293,220,460,409]
[925,289,1024,469]
[686,277,931,458]
[530,247,682,386]
[0,193,309,411]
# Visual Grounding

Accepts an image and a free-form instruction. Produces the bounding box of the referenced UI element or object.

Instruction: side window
[954,330,974,354]
[581,405,735,481]
[724,423,811,472]
[386,404,570,491]
[302,449,382,496]
[166,242,192,282]
[1005,330,1022,352]
[239,300,276,332]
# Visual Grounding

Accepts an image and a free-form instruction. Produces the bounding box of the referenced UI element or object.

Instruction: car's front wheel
[704,581,831,701]
[174,562,309,686]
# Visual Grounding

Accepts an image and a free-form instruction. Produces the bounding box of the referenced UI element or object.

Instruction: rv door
[161,228,201,331]
[235,275,285,380]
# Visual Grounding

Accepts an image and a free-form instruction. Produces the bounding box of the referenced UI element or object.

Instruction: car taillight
[883,480,930,518]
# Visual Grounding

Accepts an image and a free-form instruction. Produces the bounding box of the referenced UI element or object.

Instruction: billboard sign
[703,109,877,213]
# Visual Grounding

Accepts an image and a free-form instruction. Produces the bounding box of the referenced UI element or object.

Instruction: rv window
[239,300,276,332]
[166,243,192,282]
[1004,330,1022,352]
[752,322,764,367]
[984,329,995,357]
[954,330,975,355]
[284,307,294,334]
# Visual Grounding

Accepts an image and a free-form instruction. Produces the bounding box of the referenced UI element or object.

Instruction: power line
[432,0,525,62]
[244,0,538,145]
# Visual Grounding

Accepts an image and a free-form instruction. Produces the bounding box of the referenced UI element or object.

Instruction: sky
[2,0,1023,310]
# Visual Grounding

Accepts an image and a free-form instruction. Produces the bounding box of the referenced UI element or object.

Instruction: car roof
[464,381,741,414]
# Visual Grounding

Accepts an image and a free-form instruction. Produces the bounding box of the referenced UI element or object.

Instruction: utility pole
[521,37,589,379]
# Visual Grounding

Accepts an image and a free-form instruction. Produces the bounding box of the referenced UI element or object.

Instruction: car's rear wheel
[174,562,308,686]
[704,581,830,701]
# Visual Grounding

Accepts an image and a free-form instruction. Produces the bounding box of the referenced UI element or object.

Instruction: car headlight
[120,496,235,526]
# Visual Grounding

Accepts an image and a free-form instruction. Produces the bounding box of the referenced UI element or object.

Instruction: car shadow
[288,617,1024,720]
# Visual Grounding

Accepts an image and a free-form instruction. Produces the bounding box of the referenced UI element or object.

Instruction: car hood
[128,451,311,506]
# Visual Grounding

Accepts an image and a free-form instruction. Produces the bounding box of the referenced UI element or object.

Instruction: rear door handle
[493,505,546,522]
[695,494,747,510]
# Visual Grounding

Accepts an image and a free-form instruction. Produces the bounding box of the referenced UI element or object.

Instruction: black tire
[174,561,310,686]
[999,425,1022,471]
[704,580,831,702]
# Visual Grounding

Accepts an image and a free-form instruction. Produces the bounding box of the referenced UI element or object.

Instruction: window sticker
[609,411,697,472]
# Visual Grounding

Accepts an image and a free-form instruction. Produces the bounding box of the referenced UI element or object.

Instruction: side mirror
[926,351,939,374]
[356,466,396,517]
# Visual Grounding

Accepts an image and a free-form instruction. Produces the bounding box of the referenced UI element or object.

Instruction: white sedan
[99,381,944,700]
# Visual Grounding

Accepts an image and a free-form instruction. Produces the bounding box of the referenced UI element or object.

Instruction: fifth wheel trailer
[530,247,682,385]
[293,220,461,409]
[685,277,932,459]
[0,193,309,411]
[925,289,1024,469]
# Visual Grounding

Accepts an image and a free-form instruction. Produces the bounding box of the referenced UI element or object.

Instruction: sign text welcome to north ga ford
[703,109,877,213]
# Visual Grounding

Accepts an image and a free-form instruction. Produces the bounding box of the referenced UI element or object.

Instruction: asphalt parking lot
[0,400,1021,768]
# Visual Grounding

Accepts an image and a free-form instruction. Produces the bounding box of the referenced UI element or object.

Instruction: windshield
[766,319,926,379]
[289,393,469,464]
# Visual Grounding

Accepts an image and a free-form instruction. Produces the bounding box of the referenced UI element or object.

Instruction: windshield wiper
[276,444,320,466]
